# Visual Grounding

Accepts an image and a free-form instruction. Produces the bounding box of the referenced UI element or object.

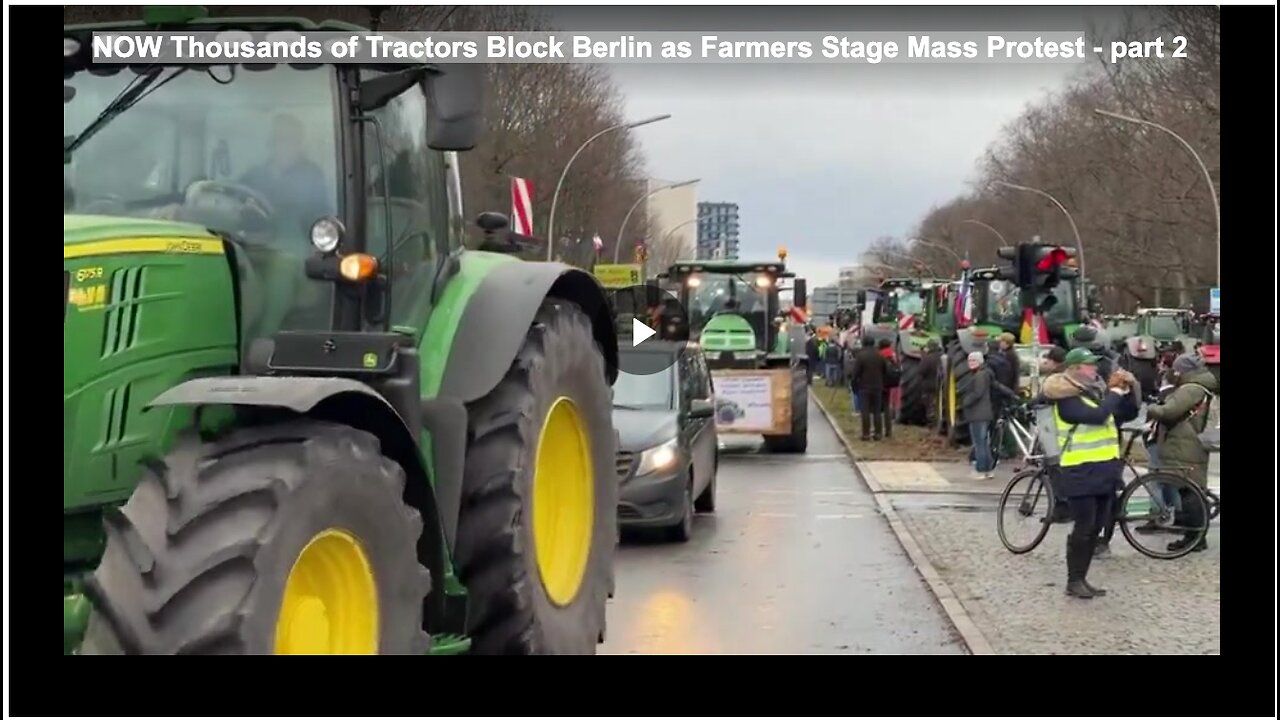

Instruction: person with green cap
[1040,347,1140,599]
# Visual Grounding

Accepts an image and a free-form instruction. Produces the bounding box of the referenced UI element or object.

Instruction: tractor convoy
[844,244,1217,446]
[64,12,619,655]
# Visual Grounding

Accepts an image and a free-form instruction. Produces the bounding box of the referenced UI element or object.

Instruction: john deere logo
[362,352,378,368]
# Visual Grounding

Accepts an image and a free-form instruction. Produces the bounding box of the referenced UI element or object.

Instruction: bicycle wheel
[997,467,1056,554]
[1117,471,1211,560]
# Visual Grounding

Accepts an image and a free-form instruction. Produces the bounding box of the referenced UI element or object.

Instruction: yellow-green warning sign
[593,263,643,288]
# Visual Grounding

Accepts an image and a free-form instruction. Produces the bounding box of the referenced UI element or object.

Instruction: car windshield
[686,272,770,332]
[612,366,674,409]
[1145,315,1183,339]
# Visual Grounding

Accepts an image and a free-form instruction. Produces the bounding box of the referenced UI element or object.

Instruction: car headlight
[635,438,679,476]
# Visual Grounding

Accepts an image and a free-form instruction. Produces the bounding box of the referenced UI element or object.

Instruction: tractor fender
[147,376,452,583]
[435,260,618,404]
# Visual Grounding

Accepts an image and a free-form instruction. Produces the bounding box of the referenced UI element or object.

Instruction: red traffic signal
[1035,246,1071,271]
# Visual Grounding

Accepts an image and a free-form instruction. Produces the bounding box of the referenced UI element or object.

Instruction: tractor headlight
[635,438,679,476]
[310,216,344,253]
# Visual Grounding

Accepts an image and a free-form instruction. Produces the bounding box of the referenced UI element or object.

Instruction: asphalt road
[601,398,965,654]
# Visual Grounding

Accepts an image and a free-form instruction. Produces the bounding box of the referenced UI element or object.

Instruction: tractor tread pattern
[81,421,430,655]
[454,297,616,654]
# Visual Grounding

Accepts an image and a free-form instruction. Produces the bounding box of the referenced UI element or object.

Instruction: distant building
[645,178,698,264]
[810,285,842,320]
[696,201,740,260]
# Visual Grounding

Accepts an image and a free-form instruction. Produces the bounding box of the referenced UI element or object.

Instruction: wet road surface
[602,398,966,654]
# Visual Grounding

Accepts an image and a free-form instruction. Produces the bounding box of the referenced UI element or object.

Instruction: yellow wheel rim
[532,396,594,607]
[274,529,378,654]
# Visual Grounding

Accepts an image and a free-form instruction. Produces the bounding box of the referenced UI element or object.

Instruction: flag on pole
[511,177,533,236]
[953,266,973,326]
[592,234,604,253]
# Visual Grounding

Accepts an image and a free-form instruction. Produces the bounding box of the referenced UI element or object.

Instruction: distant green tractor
[64,14,619,655]
[1120,307,1199,397]
[662,257,809,452]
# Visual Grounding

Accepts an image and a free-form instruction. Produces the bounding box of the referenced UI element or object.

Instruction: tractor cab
[1132,307,1197,353]
[665,259,800,364]
[64,21,474,347]
[967,267,1084,347]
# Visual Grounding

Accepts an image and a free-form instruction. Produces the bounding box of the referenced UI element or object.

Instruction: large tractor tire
[896,354,929,426]
[81,421,431,655]
[454,297,616,655]
[763,363,809,453]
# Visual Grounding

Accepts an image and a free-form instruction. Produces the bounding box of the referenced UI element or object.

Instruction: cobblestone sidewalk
[894,507,1220,654]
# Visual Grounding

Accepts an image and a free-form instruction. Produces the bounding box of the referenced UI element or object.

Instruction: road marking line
[816,513,865,520]
[756,489,799,494]
[755,512,796,518]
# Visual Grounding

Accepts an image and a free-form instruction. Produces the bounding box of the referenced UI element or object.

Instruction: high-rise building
[696,201,740,260]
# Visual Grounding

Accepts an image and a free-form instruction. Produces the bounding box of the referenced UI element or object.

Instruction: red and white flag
[511,177,533,236]
[592,234,604,252]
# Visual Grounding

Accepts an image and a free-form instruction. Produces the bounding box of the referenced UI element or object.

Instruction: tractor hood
[65,214,221,252]
[700,312,758,353]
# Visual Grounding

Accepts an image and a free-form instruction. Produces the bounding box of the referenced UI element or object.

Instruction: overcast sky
[547,6,1113,286]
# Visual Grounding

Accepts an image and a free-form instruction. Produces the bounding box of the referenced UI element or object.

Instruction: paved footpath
[859,460,1221,655]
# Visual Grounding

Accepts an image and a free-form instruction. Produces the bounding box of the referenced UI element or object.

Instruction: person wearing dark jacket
[918,340,943,426]
[850,337,887,441]
[1041,348,1140,599]
[877,338,898,438]
[1145,353,1218,553]
[958,351,1019,478]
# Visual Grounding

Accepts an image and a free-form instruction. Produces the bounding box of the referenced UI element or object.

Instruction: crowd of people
[805,315,1216,601]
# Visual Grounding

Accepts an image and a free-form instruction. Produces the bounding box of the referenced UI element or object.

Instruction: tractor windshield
[65,64,342,337]
[874,287,924,324]
[983,279,1077,327]
[687,272,770,332]
[64,65,339,231]
[1144,315,1184,340]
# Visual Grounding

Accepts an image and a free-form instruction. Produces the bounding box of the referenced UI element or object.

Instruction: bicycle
[997,411,1217,559]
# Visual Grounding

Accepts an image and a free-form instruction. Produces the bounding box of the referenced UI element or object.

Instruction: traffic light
[996,246,1022,284]
[1022,243,1075,311]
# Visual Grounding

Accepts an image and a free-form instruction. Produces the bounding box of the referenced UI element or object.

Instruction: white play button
[632,318,656,346]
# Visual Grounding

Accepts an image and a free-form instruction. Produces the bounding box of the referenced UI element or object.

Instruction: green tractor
[64,14,620,655]
[1119,307,1200,398]
[661,257,809,452]
[936,268,1094,442]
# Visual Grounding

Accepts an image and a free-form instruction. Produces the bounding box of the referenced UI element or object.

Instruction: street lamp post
[614,178,700,263]
[991,180,1087,309]
[910,236,964,266]
[961,218,1006,246]
[545,114,672,261]
[1094,108,1220,288]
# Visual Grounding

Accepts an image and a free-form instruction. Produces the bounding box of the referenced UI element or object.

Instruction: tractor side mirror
[424,64,483,151]
[792,279,807,309]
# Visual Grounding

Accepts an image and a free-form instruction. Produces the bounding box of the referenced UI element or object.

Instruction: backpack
[884,358,902,388]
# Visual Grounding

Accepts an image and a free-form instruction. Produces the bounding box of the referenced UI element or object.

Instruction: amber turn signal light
[340,253,378,282]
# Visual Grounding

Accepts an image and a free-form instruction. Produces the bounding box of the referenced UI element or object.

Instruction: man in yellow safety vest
[1041,348,1140,599]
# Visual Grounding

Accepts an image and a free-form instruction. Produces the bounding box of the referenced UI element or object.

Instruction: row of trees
[64,5,688,268]
[876,7,1219,312]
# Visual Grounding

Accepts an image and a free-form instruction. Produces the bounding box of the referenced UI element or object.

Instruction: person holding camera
[1040,348,1140,599]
